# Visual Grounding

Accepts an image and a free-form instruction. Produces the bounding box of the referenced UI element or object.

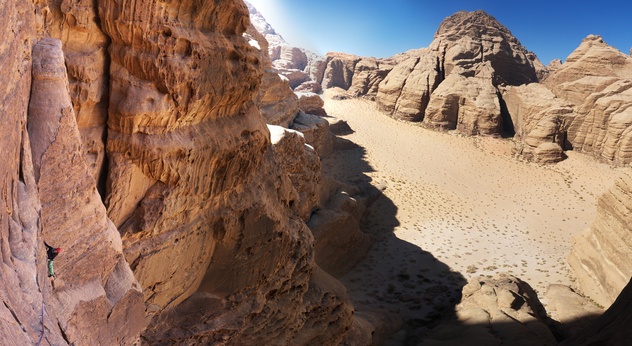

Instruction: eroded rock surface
[544,35,632,165]
[422,274,557,346]
[568,170,632,307]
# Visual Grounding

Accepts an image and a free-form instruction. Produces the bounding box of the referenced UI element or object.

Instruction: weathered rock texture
[246,1,326,91]
[322,53,398,99]
[0,21,146,343]
[543,35,632,165]
[422,274,557,346]
[500,83,574,163]
[43,0,112,186]
[568,170,632,307]
[98,0,369,344]
[29,38,146,345]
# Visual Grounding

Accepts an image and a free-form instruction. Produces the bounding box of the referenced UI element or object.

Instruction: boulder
[500,83,574,161]
[257,72,299,127]
[422,273,557,346]
[291,112,334,158]
[545,284,602,339]
[297,92,326,115]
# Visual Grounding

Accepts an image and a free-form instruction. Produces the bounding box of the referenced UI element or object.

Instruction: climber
[44,242,61,288]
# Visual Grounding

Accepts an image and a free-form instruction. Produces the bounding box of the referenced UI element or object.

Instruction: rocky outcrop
[297,92,325,115]
[423,64,502,135]
[291,112,334,158]
[322,53,397,99]
[422,274,557,345]
[246,2,326,91]
[500,83,574,162]
[257,72,300,127]
[544,35,632,166]
[376,50,441,121]
[568,170,632,307]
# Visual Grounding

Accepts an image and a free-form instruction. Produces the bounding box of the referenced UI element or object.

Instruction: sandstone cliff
[543,35,632,166]
[1,0,375,344]
[568,170,632,307]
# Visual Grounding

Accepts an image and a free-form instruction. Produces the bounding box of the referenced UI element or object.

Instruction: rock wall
[544,35,632,166]
[568,171,632,307]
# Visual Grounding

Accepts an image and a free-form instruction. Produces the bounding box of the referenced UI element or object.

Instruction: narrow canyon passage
[321,90,624,337]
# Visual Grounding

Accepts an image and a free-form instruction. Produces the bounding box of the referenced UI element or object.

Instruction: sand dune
[321,90,625,337]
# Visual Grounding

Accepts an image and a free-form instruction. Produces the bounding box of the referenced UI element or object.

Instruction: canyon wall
[568,171,632,307]
[0,0,372,344]
[321,11,632,167]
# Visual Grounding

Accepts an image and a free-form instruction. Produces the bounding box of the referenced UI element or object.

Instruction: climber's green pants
[47,260,54,277]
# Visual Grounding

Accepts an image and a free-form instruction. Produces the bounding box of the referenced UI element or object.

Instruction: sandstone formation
[423,64,502,135]
[543,35,632,166]
[561,278,632,345]
[377,50,441,121]
[500,83,574,162]
[246,1,326,91]
[291,112,334,158]
[374,10,541,127]
[29,38,146,345]
[297,92,326,115]
[422,274,557,345]
[0,24,145,343]
[568,170,632,307]
[322,53,398,100]
[256,72,299,127]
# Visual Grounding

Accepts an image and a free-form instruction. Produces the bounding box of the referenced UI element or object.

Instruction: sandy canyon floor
[321,89,625,337]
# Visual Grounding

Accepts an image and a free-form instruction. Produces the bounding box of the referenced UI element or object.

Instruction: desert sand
[321,89,625,337]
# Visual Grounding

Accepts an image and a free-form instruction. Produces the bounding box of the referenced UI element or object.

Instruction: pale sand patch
[322,90,625,332]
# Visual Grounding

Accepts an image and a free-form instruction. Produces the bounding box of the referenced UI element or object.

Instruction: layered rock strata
[568,170,632,307]
[544,35,632,166]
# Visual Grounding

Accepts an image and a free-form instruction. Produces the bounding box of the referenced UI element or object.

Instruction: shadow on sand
[323,134,611,346]
[322,136,466,344]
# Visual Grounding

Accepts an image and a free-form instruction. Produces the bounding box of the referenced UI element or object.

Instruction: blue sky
[247,0,632,65]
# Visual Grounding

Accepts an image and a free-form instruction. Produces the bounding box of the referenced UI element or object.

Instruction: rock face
[543,35,632,166]
[422,274,557,346]
[423,64,502,135]
[322,53,398,99]
[43,0,112,186]
[562,278,632,345]
[246,1,326,91]
[500,83,574,162]
[29,38,146,345]
[0,22,145,344]
[568,171,632,307]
